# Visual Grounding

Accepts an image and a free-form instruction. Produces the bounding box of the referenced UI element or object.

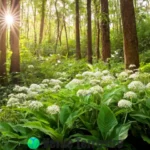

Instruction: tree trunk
[0,0,7,85]
[55,0,60,53]
[101,0,111,62]
[39,0,46,44]
[76,0,81,59]
[87,0,92,64]
[94,0,101,60]
[10,0,20,83]
[120,0,139,69]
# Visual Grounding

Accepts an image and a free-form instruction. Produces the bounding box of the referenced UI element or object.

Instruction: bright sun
[5,14,14,26]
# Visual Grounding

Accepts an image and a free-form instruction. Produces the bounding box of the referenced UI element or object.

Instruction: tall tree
[120,0,139,69]
[94,0,101,60]
[87,0,92,64]
[0,0,7,84]
[39,0,46,44]
[101,0,111,62]
[10,0,20,82]
[76,0,81,59]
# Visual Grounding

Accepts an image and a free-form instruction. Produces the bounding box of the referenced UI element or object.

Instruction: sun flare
[5,14,14,26]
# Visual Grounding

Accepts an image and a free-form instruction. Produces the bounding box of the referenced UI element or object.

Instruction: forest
[1,0,150,149]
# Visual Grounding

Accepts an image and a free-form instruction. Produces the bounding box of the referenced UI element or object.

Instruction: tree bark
[120,0,139,69]
[39,0,46,44]
[87,0,92,64]
[10,0,20,83]
[76,0,81,59]
[101,0,111,62]
[0,0,7,85]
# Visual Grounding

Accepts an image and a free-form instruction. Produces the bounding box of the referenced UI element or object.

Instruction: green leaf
[23,121,63,141]
[97,105,118,140]
[109,123,131,141]
[141,134,150,144]
[146,99,150,108]
[0,122,14,132]
[59,105,71,125]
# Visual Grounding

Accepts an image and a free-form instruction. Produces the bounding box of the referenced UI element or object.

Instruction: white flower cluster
[129,64,136,69]
[101,75,114,86]
[46,105,60,114]
[82,71,95,78]
[128,72,139,79]
[65,79,83,89]
[124,91,137,99]
[77,85,103,96]
[13,85,29,93]
[128,81,145,92]
[102,70,110,75]
[146,82,150,90]
[7,97,20,107]
[106,83,118,90]
[89,85,103,94]
[76,89,91,97]
[29,101,43,110]
[89,79,101,86]
[117,71,128,80]
[28,65,34,69]
[30,84,42,92]
[118,99,132,108]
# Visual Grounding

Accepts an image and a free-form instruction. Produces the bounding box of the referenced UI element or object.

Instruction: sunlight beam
[5,14,14,26]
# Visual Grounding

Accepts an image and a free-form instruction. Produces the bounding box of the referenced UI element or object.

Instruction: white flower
[118,99,132,108]
[28,65,34,69]
[101,75,114,86]
[128,81,145,91]
[13,85,29,92]
[30,84,42,92]
[65,79,83,89]
[76,74,82,78]
[8,93,16,98]
[82,71,95,77]
[129,72,139,79]
[57,60,61,63]
[117,71,128,80]
[53,85,61,91]
[15,93,27,100]
[124,91,137,99]
[125,70,133,74]
[27,91,38,98]
[102,70,110,75]
[46,105,60,114]
[76,89,91,97]
[146,83,150,90]
[49,79,63,86]
[7,97,20,107]
[129,64,136,68]
[39,84,48,88]
[42,79,50,84]
[106,83,118,90]
[94,71,102,78]
[29,101,43,110]
[89,79,101,86]
[89,85,103,94]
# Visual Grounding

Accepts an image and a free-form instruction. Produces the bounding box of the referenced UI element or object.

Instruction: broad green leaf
[108,123,131,142]
[3,143,18,150]
[0,122,14,132]
[130,113,150,125]
[146,99,150,108]
[23,121,63,141]
[59,105,71,125]
[141,134,150,144]
[97,105,118,140]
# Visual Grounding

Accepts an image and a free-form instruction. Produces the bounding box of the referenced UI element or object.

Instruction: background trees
[0,0,150,84]
[120,0,139,69]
